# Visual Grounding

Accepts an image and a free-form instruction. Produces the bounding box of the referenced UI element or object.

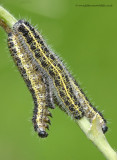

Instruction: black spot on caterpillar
[13,20,84,120]
[7,33,54,138]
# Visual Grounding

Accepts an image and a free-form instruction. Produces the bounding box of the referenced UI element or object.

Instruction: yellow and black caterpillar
[7,20,108,137]
[8,33,54,138]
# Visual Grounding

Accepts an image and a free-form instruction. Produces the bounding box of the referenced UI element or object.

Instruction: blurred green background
[0,0,117,159]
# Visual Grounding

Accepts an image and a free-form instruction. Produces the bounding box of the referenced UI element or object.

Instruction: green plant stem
[0,5,117,160]
[77,117,117,160]
[0,6,17,29]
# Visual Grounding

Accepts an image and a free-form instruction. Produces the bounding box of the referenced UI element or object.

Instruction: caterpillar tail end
[38,131,48,138]
[102,126,108,134]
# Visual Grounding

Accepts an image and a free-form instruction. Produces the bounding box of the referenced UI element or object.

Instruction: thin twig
[0,5,16,32]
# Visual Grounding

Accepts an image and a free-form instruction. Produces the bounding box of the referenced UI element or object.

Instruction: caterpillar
[7,32,54,138]
[13,20,84,120]
[8,19,108,134]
